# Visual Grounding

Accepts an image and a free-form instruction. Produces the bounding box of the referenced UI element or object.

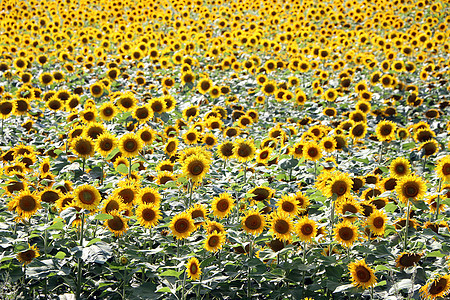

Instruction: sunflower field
[1,0,450,299]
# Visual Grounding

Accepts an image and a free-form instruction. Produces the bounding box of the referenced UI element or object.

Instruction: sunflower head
[436,155,450,182]
[104,210,128,237]
[182,153,210,183]
[295,216,317,243]
[186,257,202,280]
[277,194,300,216]
[395,174,427,203]
[17,244,40,265]
[242,209,266,235]
[395,252,422,269]
[376,120,397,142]
[420,275,450,300]
[74,184,101,211]
[233,139,256,162]
[211,193,235,219]
[217,141,235,160]
[136,204,161,229]
[348,259,377,289]
[269,211,293,242]
[71,136,95,159]
[119,133,143,158]
[204,232,226,253]
[334,220,358,248]
[170,212,196,240]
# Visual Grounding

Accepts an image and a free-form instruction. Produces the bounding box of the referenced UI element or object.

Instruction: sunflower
[95,132,117,157]
[242,209,266,235]
[104,210,128,237]
[133,104,153,123]
[248,186,275,202]
[182,154,210,183]
[419,140,439,157]
[334,220,359,248]
[395,252,422,269]
[366,209,387,236]
[277,194,300,216]
[55,194,74,212]
[197,78,213,94]
[188,204,209,228]
[157,171,177,185]
[9,189,41,219]
[295,216,317,243]
[99,102,117,121]
[71,136,95,159]
[136,204,161,228]
[17,244,40,266]
[269,211,293,242]
[256,147,272,164]
[137,127,156,146]
[170,212,195,240]
[348,259,377,289]
[90,82,104,98]
[182,129,200,145]
[217,141,235,160]
[262,80,277,95]
[101,195,127,215]
[116,92,137,112]
[376,120,397,142]
[186,257,202,280]
[164,138,178,156]
[302,141,322,161]
[390,157,411,178]
[336,197,362,222]
[204,232,226,253]
[420,275,450,300]
[320,137,337,153]
[206,220,226,235]
[211,193,235,219]
[202,132,217,149]
[350,122,367,140]
[113,181,138,206]
[183,105,199,120]
[137,187,161,206]
[436,156,450,182]
[119,133,143,158]
[291,142,304,158]
[395,174,427,203]
[74,184,101,211]
[233,139,256,162]
[323,172,353,200]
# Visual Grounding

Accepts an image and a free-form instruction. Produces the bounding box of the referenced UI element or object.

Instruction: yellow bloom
[170,212,195,240]
[186,257,202,280]
[395,174,427,203]
[348,259,377,289]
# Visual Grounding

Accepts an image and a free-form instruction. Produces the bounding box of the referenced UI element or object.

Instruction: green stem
[100,160,104,185]
[75,212,85,300]
[128,157,132,179]
[188,180,193,208]
[378,142,383,163]
[422,156,427,173]
[434,178,442,221]
[82,157,86,173]
[243,162,247,183]
[329,197,335,256]
[404,200,411,252]
[182,270,187,300]
[247,235,253,299]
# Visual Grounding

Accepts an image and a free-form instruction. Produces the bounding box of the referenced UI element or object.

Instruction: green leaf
[411,199,428,210]
[54,251,66,259]
[159,270,182,278]
[157,287,171,293]
[116,163,128,174]
[352,157,369,163]
[384,202,397,213]
[86,238,102,247]
[46,219,64,231]
[94,214,113,221]
[426,251,445,258]
[106,148,120,160]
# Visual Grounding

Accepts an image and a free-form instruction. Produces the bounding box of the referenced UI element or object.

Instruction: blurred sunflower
[104,210,128,237]
[17,244,40,266]
[71,136,95,159]
[211,193,235,219]
[348,259,377,289]
[186,257,202,280]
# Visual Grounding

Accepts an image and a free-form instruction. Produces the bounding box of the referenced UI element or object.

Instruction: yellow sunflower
[302,141,322,161]
[204,232,226,253]
[348,259,377,289]
[375,120,397,142]
[233,139,256,162]
[136,204,161,228]
[436,155,450,182]
[336,197,362,222]
[164,138,179,156]
[366,209,387,236]
[136,187,161,207]
[242,209,266,235]
[211,193,235,219]
[395,174,427,203]
[71,136,95,159]
[217,141,235,160]
[390,157,411,178]
[74,184,101,211]
[101,195,127,215]
[17,244,40,266]
[9,189,41,219]
[395,252,422,269]
[323,171,353,200]
[104,210,128,237]
[295,216,317,243]
[269,211,294,242]
[277,194,300,216]
[170,212,195,240]
[118,133,143,158]
[182,154,210,183]
[186,257,202,280]
[420,275,450,300]
[334,220,359,248]
[95,132,117,157]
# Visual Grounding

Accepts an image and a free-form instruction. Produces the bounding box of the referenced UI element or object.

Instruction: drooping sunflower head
[101,195,127,215]
[348,259,377,290]
[164,138,178,157]
[74,184,101,211]
[248,186,275,203]
[16,244,40,265]
[188,204,209,228]
[211,193,235,219]
[395,252,422,269]
[104,210,128,237]
[170,212,195,240]
[419,140,439,157]
[395,174,427,203]
[242,209,266,235]
[390,157,411,178]
[420,275,450,300]
[113,181,138,206]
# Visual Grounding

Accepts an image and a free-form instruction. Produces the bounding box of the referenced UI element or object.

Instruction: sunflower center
[339,227,354,241]
[191,210,204,219]
[373,217,384,228]
[101,140,112,151]
[190,162,204,176]
[76,140,92,155]
[124,140,137,152]
[355,266,371,282]
[108,216,125,231]
[342,204,357,214]
[152,102,163,112]
[238,145,251,157]
[332,181,347,196]
[174,219,189,233]
[275,219,289,234]
[245,215,262,230]
[221,144,234,157]
[189,263,198,275]
[399,254,421,268]
[395,165,405,174]
[20,250,36,262]
[80,190,95,204]
[143,208,156,221]
[119,189,134,204]
[166,141,176,153]
[187,132,196,141]
[208,235,220,247]
[103,107,113,116]
[142,192,156,204]
[217,199,229,212]
[253,189,270,201]
[380,125,392,136]
[105,201,119,213]
[403,183,419,198]
[429,278,447,295]
[19,196,37,211]
[282,201,294,213]
[443,163,450,175]
[301,223,313,236]
[201,81,211,91]
[324,141,333,149]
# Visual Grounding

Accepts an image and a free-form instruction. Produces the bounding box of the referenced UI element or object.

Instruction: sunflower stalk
[434,178,442,221]
[82,157,86,173]
[75,212,85,300]
[328,194,337,255]
[181,269,187,300]
[128,157,132,179]
[403,200,411,252]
